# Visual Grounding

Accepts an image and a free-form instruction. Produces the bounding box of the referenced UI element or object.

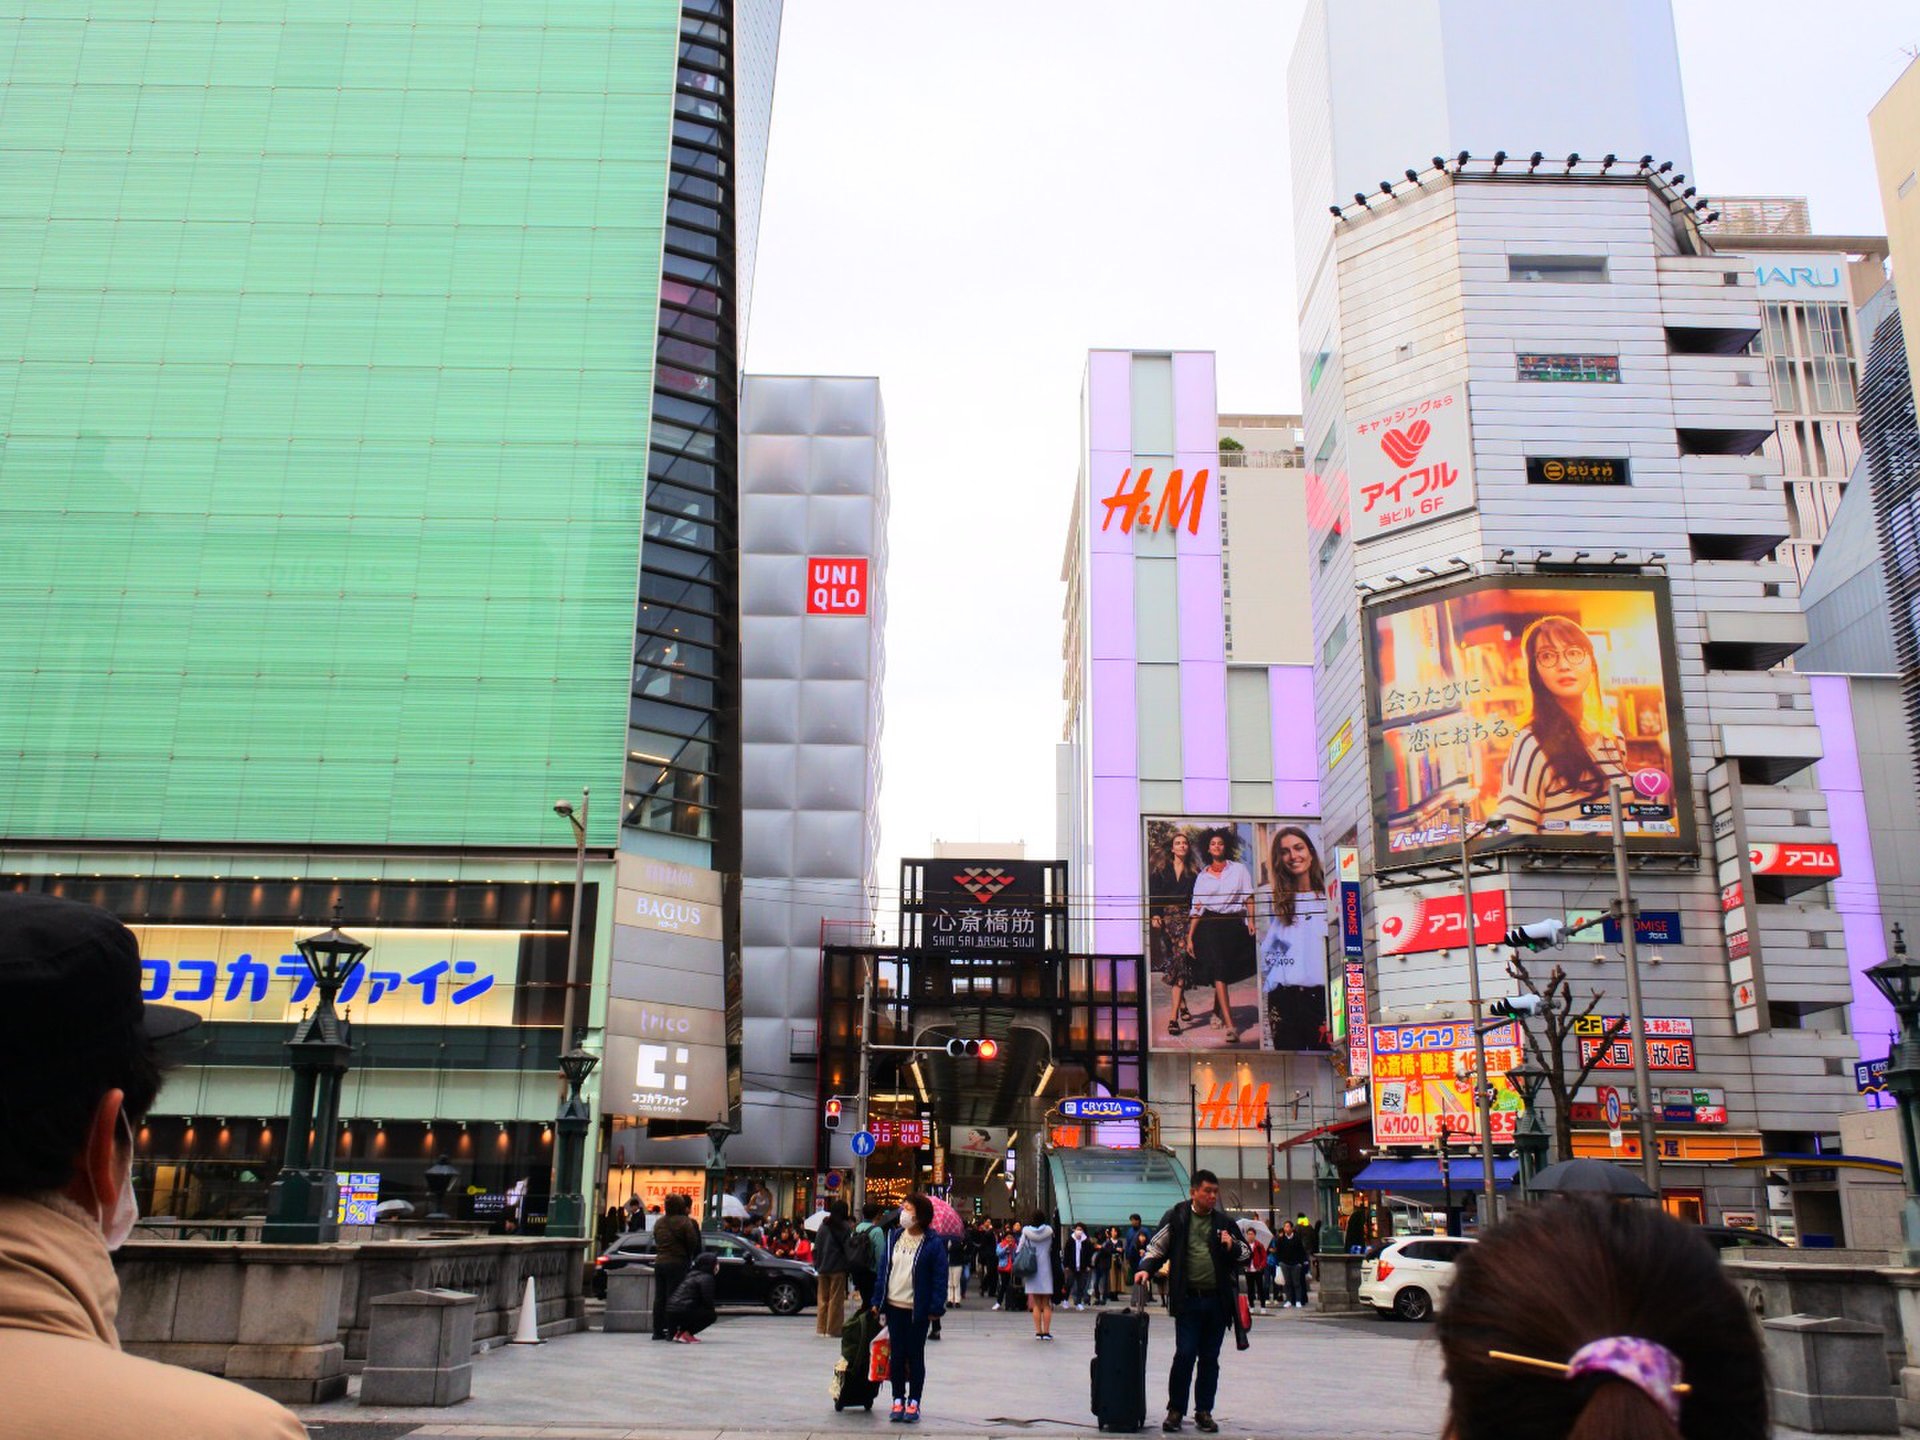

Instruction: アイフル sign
[1348,384,1475,541]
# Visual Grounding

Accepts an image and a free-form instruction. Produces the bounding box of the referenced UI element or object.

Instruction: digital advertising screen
[1363,576,1692,866]
[1142,816,1331,1055]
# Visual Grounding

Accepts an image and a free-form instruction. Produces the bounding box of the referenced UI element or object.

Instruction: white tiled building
[1290,0,1860,1237]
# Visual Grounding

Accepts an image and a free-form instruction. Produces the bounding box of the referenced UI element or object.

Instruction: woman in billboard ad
[1366,579,1688,861]
[1494,615,1629,836]
[1260,826,1330,1052]
[1144,818,1328,1053]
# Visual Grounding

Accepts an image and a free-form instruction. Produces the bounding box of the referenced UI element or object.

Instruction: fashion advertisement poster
[1363,576,1692,865]
[1142,817,1331,1055]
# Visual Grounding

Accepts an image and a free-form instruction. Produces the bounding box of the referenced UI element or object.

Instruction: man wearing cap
[0,892,306,1438]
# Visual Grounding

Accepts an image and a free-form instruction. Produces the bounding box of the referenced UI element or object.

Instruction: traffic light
[824,1097,843,1132]
[1487,993,1544,1020]
[1504,919,1567,952]
[972,1196,983,1216]
[946,1038,999,1059]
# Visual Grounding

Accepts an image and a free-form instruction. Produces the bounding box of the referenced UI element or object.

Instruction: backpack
[1013,1234,1039,1278]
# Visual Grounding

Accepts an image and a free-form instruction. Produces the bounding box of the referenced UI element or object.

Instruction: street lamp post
[1865,925,1920,1263]
[704,1121,734,1235]
[546,789,591,1239]
[1454,805,1506,1224]
[263,909,369,1243]
[1508,1058,1551,1191]
[548,1045,599,1238]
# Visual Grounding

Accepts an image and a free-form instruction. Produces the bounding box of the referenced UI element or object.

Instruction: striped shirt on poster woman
[1494,729,1628,835]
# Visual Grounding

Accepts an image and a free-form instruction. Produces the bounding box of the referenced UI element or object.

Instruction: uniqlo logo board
[1348,384,1476,541]
[807,557,869,615]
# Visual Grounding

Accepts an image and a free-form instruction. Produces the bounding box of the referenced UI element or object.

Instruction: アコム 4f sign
[1349,383,1476,541]
[1374,883,1509,957]
[807,557,868,615]
[1747,842,1840,878]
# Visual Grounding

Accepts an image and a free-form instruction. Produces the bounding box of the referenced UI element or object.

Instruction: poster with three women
[1143,817,1331,1054]
[1364,576,1693,863]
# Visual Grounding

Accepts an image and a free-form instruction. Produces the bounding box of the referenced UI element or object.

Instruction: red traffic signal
[946,1038,999,1060]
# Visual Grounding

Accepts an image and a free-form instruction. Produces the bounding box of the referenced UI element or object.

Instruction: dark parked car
[594,1231,815,1314]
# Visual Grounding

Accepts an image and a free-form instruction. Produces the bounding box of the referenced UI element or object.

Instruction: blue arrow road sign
[851,1130,877,1157]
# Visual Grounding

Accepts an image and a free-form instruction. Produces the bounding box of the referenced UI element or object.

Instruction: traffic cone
[510,1275,544,1345]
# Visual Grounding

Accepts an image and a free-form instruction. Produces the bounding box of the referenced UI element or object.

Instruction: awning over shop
[1274,1117,1368,1151]
[1733,1152,1903,1176]
[1351,1157,1521,1193]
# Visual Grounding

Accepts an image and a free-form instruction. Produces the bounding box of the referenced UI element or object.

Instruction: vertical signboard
[1707,762,1768,1036]
[605,854,732,1119]
[1334,846,1368,1078]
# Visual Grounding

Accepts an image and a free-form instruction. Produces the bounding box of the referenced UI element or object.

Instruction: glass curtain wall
[627,0,742,857]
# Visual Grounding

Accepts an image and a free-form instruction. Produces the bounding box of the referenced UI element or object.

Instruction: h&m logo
[1098,467,1210,536]
[1197,1081,1270,1130]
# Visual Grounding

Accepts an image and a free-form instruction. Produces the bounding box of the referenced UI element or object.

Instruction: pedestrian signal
[824,1097,843,1131]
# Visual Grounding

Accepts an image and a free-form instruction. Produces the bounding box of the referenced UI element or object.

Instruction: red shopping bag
[868,1332,891,1383]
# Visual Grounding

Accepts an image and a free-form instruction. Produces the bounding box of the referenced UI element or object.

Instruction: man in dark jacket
[651,1192,703,1342]
[1133,1170,1252,1434]
[814,1199,853,1336]
[1272,1221,1311,1308]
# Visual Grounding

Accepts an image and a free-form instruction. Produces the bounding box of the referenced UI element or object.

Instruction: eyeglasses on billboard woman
[1492,616,1627,837]
[1260,827,1329,1052]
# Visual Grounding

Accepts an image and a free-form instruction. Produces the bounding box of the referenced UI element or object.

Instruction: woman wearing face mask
[1493,616,1629,837]
[0,891,308,1439]
[870,1193,948,1424]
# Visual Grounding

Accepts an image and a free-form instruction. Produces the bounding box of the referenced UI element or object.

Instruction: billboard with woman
[1143,816,1331,1053]
[1363,576,1692,865]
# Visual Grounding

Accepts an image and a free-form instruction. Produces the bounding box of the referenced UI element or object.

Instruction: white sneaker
[992,1303,1001,1311]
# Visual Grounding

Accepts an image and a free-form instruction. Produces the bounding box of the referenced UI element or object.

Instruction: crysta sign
[1752,254,1844,299]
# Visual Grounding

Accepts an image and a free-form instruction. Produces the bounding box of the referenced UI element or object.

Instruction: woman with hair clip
[1259,826,1329,1051]
[1436,1198,1767,1440]
[1149,828,1201,1025]
[1177,828,1257,1043]
[1494,615,1630,837]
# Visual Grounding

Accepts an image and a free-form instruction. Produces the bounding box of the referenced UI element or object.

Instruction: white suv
[1358,1236,1476,1321]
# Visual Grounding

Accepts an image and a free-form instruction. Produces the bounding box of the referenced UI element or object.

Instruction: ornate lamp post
[263,909,369,1242]
[1310,1132,1345,1250]
[703,1121,734,1235]
[546,1045,599,1238]
[1865,925,1920,1262]
[1508,1057,1551,1191]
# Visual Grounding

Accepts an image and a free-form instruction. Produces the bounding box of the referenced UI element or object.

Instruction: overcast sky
[744,2,1920,903]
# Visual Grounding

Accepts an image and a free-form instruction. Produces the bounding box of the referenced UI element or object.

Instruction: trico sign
[807,556,869,615]
[1098,466,1210,536]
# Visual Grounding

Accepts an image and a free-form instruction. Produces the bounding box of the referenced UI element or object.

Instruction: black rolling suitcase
[833,1302,883,1412]
[1090,1284,1151,1432]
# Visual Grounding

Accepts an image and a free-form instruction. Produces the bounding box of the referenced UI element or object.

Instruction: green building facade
[0,1,732,1233]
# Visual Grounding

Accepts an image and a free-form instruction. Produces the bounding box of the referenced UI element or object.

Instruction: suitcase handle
[1130,1280,1152,1313]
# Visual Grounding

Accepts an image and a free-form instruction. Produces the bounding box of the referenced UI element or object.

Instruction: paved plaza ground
[301,1302,1443,1440]
[296,1300,1896,1440]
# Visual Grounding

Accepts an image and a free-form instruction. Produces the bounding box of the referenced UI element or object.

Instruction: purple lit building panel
[1810,675,1896,1062]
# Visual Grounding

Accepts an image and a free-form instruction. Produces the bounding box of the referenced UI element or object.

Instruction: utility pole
[1609,779,1661,1195]
[1456,804,1501,1224]
[852,955,875,1207]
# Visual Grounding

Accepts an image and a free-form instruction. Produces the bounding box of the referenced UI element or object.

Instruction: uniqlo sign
[1348,383,1476,541]
[807,557,869,615]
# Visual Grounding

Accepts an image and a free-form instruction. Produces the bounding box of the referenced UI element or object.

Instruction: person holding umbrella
[923,1194,966,1340]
